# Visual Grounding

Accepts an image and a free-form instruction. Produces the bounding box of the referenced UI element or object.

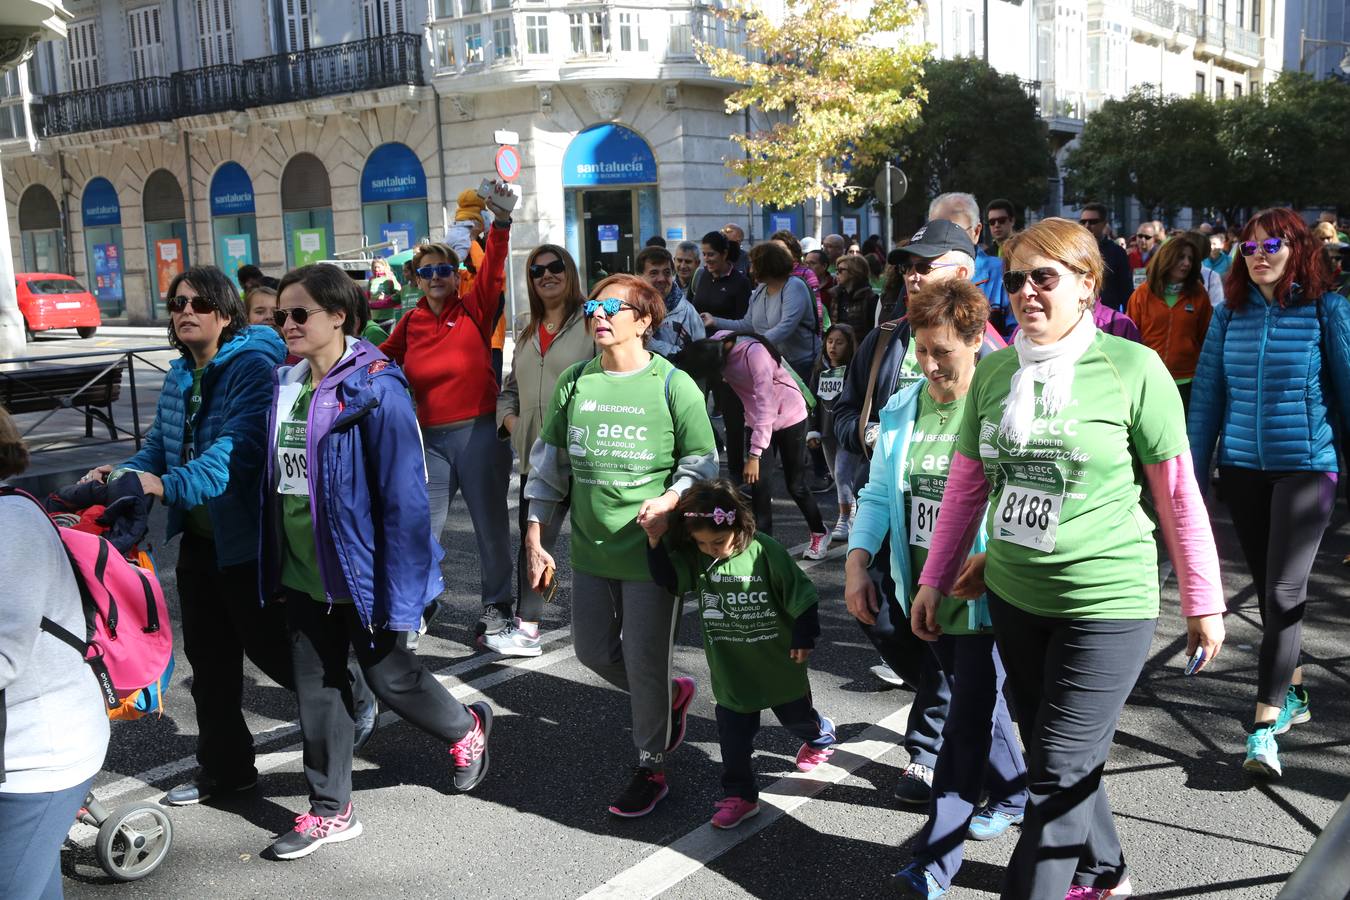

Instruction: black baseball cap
[896,220,977,260]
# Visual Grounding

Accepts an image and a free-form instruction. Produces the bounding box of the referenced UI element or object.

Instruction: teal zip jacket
[847,379,990,631]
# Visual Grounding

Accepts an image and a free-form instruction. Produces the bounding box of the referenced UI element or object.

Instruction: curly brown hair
[905,277,990,345]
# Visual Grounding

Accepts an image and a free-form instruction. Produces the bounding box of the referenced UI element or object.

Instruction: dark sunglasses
[898,260,961,276]
[583,297,635,318]
[1239,237,1285,257]
[1003,266,1076,294]
[1079,217,1103,227]
[273,306,325,326]
[166,295,218,315]
[416,263,457,279]
[988,215,1012,226]
[1135,233,1155,241]
[529,258,567,279]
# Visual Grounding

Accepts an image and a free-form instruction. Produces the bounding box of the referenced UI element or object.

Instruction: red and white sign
[495,145,522,182]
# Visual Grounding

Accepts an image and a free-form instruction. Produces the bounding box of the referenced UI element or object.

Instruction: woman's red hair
[1223,208,1333,310]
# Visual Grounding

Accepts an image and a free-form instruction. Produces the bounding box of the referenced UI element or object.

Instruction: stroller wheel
[95,802,173,882]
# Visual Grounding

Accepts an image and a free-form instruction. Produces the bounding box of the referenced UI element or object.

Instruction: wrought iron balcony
[36,33,424,138]
[40,77,173,136]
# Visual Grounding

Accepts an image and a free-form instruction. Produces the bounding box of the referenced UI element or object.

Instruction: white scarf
[999,310,1098,449]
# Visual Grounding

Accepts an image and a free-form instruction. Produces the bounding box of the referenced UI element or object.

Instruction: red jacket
[381,224,508,426]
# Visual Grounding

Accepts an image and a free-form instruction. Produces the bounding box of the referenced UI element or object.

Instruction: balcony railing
[1197,16,1260,58]
[1133,0,1198,36]
[41,77,173,135]
[37,33,424,138]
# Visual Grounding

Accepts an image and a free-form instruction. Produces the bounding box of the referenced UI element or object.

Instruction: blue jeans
[423,415,512,611]
[916,633,1028,890]
[0,777,95,900]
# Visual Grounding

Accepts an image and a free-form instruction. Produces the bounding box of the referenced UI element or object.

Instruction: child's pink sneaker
[710,797,761,829]
[795,743,835,772]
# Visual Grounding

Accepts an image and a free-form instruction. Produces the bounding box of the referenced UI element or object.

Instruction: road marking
[91,626,575,806]
[579,705,911,900]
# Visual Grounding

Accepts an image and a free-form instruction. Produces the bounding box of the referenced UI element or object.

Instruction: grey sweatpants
[572,570,684,770]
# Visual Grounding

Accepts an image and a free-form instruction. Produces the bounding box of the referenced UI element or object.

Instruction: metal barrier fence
[0,345,174,454]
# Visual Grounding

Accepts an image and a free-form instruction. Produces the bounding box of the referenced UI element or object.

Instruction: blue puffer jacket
[260,339,444,631]
[122,326,285,566]
[1188,287,1350,476]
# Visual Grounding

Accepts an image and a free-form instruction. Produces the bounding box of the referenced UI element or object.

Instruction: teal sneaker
[1243,727,1282,779]
[967,807,1024,841]
[892,861,945,899]
[1273,686,1311,736]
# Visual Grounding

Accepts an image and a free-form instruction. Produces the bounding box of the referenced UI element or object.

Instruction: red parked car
[15,273,101,340]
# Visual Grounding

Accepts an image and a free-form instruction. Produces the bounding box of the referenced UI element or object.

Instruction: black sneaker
[450,702,492,791]
[476,604,511,638]
[163,774,257,806]
[608,767,669,818]
[353,698,379,755]
[894,762,934,805]
[267,803,363,860]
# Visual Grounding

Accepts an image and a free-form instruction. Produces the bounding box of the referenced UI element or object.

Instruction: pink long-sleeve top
[918,450,1225,618]
[714,330,808,457]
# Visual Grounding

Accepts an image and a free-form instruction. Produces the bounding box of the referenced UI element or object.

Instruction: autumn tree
[697,0,928,240]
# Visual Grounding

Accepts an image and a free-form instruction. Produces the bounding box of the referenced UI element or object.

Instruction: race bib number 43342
[993,461,1064,552]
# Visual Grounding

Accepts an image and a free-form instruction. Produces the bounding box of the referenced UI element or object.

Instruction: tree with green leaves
[863,56,1054,233]
[697,0,928,240]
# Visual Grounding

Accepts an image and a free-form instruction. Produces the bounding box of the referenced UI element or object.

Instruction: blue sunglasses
[583,297,635,318]
[416,263,457,279]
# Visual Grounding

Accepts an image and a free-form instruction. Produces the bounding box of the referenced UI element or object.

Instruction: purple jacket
[260,338,444,631]
[713,329,807,456]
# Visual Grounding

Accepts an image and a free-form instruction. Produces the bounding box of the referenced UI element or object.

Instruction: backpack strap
[859,319,905,458]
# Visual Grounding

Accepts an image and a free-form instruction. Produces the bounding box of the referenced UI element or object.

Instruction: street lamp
[1299,29,1350,75]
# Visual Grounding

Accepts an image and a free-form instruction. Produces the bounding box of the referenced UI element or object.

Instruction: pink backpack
[3,487,173,712]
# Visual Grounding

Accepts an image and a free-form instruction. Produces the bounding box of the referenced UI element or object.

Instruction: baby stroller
[43,475,176,882]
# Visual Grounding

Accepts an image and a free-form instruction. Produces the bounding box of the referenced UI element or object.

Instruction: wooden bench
[0,360,125,439]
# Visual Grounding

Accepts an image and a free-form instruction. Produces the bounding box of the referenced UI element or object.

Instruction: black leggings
[1220,467,1337,708]
[750,419,825,536]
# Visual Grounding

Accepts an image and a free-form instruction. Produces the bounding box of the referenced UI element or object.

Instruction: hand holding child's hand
[789,648,812,664]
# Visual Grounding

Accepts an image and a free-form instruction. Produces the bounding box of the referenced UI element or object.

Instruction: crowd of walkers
[2,183,1348,900]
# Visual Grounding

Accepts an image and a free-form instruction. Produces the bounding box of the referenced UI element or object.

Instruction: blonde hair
[1313,222,1339,242]
[0,405,30,479]
[1001,217,1104,295]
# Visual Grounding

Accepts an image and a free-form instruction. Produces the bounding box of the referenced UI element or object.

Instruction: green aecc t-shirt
[668,534,818,714]
[276,381,344,604]
[539,354,716,583]
[955,333,1188,619]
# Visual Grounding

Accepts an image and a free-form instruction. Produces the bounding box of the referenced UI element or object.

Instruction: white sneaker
[803,532,829,560]
[483,619,543,657]
[870,663,906,688]
[830,517,850,543]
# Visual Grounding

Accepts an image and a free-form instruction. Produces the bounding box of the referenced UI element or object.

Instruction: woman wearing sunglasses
[523,274,717,818]
[492,245,593,657]
[260,264,492,859]
[81,266,294,807]
[1126,233,1213,412]
[1189,208,1350,780]
[912,218,1225,899]
[380,180,516,643]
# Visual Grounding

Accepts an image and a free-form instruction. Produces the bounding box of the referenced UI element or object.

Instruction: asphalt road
[21,328,1348,898]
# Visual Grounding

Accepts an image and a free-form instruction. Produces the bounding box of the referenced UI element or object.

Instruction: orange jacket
[1125,283,1213,381]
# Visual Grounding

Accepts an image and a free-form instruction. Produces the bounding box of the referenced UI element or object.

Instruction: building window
[1251,0,1261,35]
[66,18,100,91]
[363,0,408,37]
[618,12,647,52]
[568,11,607,56]
[1215,77,1224,98]
[284,0,313,52]
[196,0,235,66]
[492,16,513,60]
[1233,81,1242,98]
[431,25,457,68]
[128,7,165,79]
[462,0,482,14]
[434,0,453,15]
[465,21,484,64]
[667,11,692,56]
[525,14,548,54]
[492,0,510,8]
[1195,72,1205,96]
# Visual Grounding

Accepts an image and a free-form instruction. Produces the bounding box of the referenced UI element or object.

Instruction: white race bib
[816,368,845,401]
[277,420,309,496]
[992,462,1064,552]
[908,473,945,548]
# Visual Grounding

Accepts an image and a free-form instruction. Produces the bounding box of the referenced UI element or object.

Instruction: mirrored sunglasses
[416,263,457,279]
[583,297,635,318]
[1238,237,1285,257]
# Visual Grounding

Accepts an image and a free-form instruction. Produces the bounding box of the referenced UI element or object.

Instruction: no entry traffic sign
[495,145,522,182]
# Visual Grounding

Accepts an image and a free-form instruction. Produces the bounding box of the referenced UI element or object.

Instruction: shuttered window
[285,0,313,51]
[128,6,165,79]
[197,0,235,66]
[67,19,100,91]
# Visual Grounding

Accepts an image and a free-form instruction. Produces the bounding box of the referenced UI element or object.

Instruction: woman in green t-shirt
[912,218,1226,900]
[523,274,718,819]
[844,279,1026,899]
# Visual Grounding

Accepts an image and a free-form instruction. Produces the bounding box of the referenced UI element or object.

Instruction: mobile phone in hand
[1184,647,1206,676]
